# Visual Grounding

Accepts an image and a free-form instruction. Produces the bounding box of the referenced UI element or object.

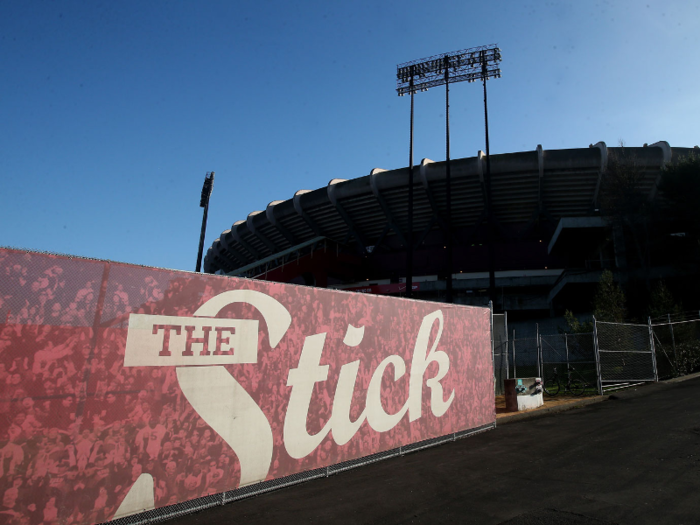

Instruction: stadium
[204,141,698,322]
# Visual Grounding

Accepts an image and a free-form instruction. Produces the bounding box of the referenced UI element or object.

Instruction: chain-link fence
[651,319,700,379]
[493,313,508,395]
[495,313,700,398]
[510,335,540,381]
[652,323,678,379]
[540,333,597,391]
[594,321,657,390]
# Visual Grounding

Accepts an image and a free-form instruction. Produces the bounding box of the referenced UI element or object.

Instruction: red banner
[0,249,494,524]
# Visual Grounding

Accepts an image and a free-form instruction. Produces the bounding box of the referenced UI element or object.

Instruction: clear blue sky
[1,0,698,272]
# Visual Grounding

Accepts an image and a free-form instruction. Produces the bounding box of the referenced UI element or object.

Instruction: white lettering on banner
[366,355,407,432]
[175,366,273,485]
[408,310,455,419]
[179,290,289,485]
[283,310,454,459]
[124,314,259,366]
[119,290,291,515]
[114,473,155,519]
[119,290,456,514]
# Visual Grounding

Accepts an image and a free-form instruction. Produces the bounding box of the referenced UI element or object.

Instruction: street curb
[496,395,608,425]
[662,371,700,384]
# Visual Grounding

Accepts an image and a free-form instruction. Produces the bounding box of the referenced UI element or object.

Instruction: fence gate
[651,319,700,379]
[594,320,658,392]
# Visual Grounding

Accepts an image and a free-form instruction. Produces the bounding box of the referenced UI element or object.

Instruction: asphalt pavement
[167,376,700,525]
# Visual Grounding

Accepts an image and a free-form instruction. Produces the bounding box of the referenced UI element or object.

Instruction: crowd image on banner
[0,249,494,525]
[0,264,244,523]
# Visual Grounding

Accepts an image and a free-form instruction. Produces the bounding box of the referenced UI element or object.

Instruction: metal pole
[482,52,496,305]
[668,313,677,374]
[648,316,659,382]
[512,328,516,379]
[406,68,415,299]
[536,323,541,377]
[196,172,215,273]
[196,202,209,273]
[565,332,569,371]
[444,56,453,304]
[593,316,603,395]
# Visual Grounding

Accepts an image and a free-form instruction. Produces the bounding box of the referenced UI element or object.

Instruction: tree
[562,270,626,332]
[592,270,627,323]
[563,310,593,334]
[647,280,700,376]
[648,280,682,322]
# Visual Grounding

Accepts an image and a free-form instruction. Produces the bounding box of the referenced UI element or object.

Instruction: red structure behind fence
[0,248,494,525]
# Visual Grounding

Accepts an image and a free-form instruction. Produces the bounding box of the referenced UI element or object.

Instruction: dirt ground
[495,393,598,419]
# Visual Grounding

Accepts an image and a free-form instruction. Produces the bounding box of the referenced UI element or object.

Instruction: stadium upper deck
[204,141,697,312]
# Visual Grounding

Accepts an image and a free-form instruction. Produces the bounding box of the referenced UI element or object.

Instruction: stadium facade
[204,141,699,319]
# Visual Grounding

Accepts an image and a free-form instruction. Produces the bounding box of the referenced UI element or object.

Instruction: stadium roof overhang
[204,141,693,280]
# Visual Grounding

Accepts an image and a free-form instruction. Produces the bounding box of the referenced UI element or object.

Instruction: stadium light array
[396,44,501,96]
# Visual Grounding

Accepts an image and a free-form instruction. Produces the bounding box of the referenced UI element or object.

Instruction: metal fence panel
[652,319,700,378]
[511,337,540,380]
[540,333,597,388]
[652,324,677,379]
[493,313,508,395]
[595,321,656,384]
[506,315,700,397]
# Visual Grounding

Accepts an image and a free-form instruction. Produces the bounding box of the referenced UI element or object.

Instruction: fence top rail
[541,332,594,337]
[600,379,655,383]
[513,334,595,343]
[598,349,653,354]
[596,321,649,327]
[651,318,700,327]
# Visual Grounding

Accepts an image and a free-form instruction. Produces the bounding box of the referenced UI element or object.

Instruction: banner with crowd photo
[0,248,494,525]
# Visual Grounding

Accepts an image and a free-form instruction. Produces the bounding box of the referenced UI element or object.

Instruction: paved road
[169,377,700,525]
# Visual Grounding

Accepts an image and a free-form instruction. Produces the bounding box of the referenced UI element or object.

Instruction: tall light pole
[195,171,215,273]
[397,44,502,304]
[480,50,499,304]
[444,54,453,303]
[405,66,416,298]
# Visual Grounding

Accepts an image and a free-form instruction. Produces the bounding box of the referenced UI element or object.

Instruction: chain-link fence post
[668,313,678,374]
[512,329,516,378]
[490,301,495,394]
[504,312,509,379]
[535,323,542,377]
[592,315,603,395]
[648,316,659,382]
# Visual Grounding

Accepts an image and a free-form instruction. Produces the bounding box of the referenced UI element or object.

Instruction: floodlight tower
[395,65,418,298]
[397,44,501,304]
[195,171,215,273]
